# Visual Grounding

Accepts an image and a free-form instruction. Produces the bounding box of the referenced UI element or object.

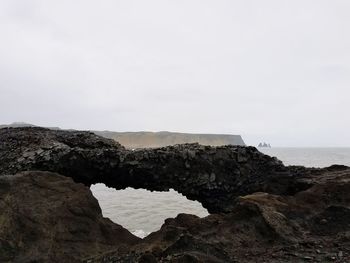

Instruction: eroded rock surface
[86,167,350,262]
[1,127,350,262]
[0,127,317,213]
[0,171,140,263]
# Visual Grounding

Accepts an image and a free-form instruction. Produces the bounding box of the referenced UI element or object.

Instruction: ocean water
[90,147,350,237]
[259,147,350,167]
[90,185,209,237]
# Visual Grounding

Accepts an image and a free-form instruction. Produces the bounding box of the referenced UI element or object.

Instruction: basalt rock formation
[0,127,350,262]
[88,166,350,262]
[1,127,311,214]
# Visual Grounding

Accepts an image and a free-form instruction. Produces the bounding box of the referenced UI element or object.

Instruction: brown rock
[0,171,140,262]
[89,168,350,262]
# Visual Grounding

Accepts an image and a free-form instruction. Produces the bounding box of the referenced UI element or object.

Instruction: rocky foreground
[0,127,349,262]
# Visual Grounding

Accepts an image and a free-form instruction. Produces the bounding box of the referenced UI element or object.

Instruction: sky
[0,1,349,147]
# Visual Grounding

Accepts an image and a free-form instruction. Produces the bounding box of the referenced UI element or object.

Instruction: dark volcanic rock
[1,127,350,262]
[0,171,140,262]
[87,168,350,263]
[0,127,315,213]
[0,127,125,186]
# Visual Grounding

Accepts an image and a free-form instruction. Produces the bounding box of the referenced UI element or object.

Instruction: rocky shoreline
[0,127,349,262]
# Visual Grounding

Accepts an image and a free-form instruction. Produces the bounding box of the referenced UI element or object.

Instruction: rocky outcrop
[1,127,311,213]
[86,167,350,262]
[0,171,140,263]
[94,131,246,148]
[0,127,349,262]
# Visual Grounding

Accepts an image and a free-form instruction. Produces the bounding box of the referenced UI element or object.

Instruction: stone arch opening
[90,183,209,238]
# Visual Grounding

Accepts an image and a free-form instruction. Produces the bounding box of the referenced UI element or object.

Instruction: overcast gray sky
[0,1,349,147]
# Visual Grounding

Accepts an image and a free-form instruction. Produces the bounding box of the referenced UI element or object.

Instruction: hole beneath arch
[90,184,209,238]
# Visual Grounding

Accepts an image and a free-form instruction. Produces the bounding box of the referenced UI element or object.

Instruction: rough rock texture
[1,127,350,262]
[0,127,312,213]
[86,167,350,262]
[0,171,140,263]
[0,127,125,186]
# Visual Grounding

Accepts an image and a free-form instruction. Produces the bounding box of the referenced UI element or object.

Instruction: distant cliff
[0,122,37,128]
[0,123,245,148]
[93,131,245,148]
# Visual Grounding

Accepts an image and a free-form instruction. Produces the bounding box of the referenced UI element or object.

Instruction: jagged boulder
[86,167,350,262]
[0,171,140,262]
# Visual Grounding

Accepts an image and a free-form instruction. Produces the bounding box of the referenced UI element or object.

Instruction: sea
[90,147,350,238]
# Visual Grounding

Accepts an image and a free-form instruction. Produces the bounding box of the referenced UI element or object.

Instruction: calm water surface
[91,147,350,237]
[259,147,350,167]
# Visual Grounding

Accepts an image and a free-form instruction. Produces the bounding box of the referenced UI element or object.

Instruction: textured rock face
[0,127,310,213]
[87,167,350,262]
[0,171,140,263]
[1,127,350,262]
[0,127,125,186]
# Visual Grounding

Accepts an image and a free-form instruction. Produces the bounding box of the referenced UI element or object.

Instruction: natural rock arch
[2,127,350,262]
[0,127,311,213]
